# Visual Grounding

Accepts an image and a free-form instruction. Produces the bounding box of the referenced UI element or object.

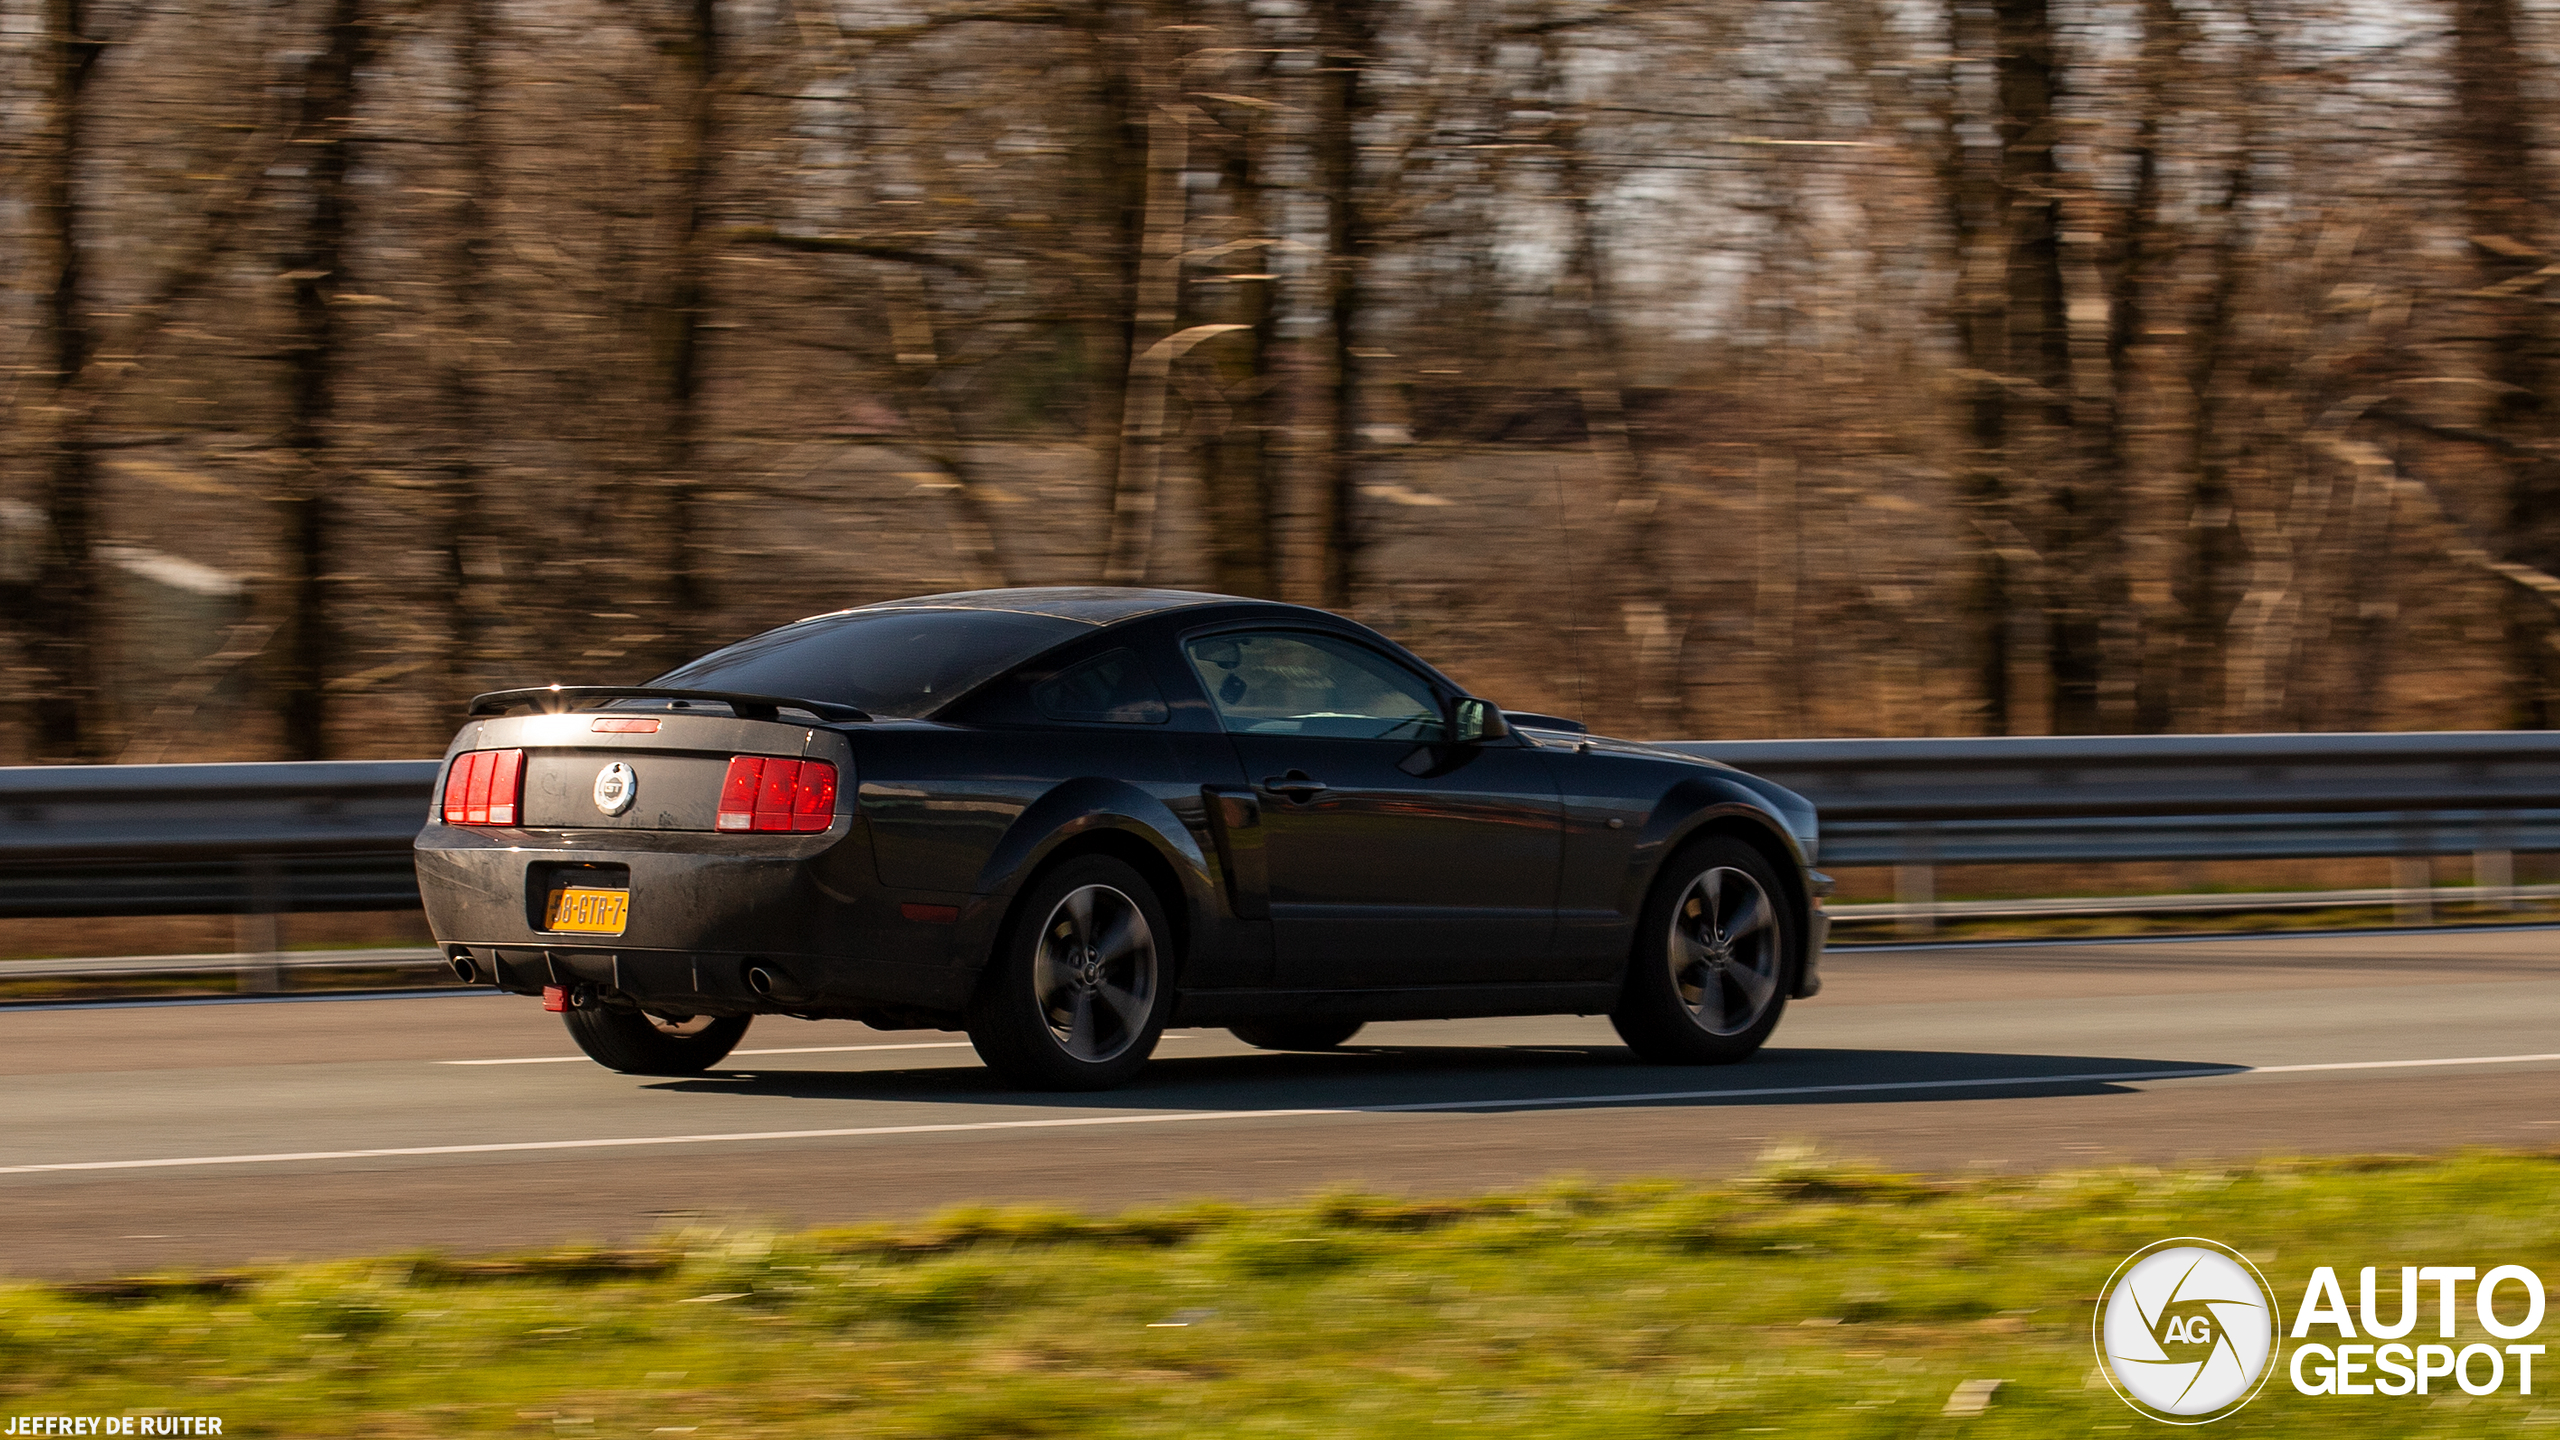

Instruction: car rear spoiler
[467,685,873,724]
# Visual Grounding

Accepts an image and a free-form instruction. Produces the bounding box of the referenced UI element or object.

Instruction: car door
[1181,628,1563,988]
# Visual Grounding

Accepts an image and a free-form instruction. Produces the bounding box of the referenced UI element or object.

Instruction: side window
[1033,649,1170,724]
[1183,632,1446,741]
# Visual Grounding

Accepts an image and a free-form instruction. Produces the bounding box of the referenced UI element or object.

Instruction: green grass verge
[5,1147,2557,1437]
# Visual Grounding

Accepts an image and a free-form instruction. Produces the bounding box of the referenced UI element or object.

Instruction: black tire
[966,854,1176,1090]
[1611,836,1792,1065]
[1229,1018,1366,1051]
[563,1006,751,1075]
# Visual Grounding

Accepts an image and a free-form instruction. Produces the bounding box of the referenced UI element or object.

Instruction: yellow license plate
[544,887,629,935]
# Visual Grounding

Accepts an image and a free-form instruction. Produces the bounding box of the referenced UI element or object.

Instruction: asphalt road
[3,927,2554,1279]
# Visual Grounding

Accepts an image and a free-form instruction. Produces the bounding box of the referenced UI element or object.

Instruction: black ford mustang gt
[416,587,1828,1089]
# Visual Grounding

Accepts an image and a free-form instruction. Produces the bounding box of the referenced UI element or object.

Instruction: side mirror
[1448,697,1511,744]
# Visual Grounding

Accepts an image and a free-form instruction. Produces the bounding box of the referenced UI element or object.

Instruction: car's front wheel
[967,855,1175,1090]
[564,1007,751,1075]
[1611,836,1791,1065]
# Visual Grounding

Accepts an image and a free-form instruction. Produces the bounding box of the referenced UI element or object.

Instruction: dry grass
[5,1148,2555,1436]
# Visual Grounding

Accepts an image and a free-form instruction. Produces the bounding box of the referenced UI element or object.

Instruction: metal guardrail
[0,759,436,990]
[0,946,446,983]
[0,732,2553,983]
[1828,883,2560,927]
[1659,731,2560,864]
[0,760,438,919]
[1662,731,2560,935]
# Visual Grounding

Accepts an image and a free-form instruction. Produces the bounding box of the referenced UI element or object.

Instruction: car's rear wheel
[1611,836,1790,1065]
[967,855,1174,1090]
[1229,1018,1365,1051]
[563,1007,751,1075]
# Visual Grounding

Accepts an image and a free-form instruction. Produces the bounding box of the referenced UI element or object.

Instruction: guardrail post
[2474,848,2514,911]
[2391,856,2432,927]
[1895,838,1936,938]
[236,857,284,993]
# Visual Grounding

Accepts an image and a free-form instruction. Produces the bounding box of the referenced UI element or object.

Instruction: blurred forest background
[6,0,2560,765]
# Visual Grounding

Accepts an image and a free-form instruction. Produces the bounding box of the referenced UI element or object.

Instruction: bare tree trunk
[22,0,107,762]
[1314,0,1375,609]
[277,0,371,761]
[1084,3,1151,578]
[1996,0,2076,735]
[1201,92,1283,599]
[1939,0,2029,735]
[2102,0,2180,733]
[2449,0,2560,727]
[2175,66,2258,729]
[1939,0,2076,736]
[1104,19,1189,585]
[646,0,717,662]
[439,0,496,707]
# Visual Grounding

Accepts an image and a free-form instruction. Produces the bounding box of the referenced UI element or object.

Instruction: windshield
[650,608,1088,719]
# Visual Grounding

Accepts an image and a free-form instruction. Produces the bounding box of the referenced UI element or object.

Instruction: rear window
[1034,649,1169,724]
[651,609,1087,719]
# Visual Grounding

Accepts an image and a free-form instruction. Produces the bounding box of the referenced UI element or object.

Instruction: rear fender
[959,778,1216,977]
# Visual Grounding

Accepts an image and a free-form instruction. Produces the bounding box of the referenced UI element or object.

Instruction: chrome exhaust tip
[449,952,480,984]
[744,962,804,1003]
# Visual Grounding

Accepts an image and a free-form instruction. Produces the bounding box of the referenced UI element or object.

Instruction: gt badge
[593,761,637,817]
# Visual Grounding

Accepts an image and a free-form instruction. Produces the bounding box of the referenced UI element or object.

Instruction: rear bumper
[447,942,960,1017]
[415,824,980,1014]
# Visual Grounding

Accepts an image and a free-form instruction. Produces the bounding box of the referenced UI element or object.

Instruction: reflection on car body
[414,587,1829,1090]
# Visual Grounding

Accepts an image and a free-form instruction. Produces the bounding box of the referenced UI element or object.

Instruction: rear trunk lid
[444,710,833,833]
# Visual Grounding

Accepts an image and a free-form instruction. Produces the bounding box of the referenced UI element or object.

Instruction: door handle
[1260,771,1329,803]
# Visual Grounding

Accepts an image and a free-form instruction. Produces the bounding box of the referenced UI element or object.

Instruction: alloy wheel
[1033,883,1158,1062]
[1667,865,1782,1037]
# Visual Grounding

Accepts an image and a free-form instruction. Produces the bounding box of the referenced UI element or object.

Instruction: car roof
[800,587,1471,709]
[840,587,1273,626]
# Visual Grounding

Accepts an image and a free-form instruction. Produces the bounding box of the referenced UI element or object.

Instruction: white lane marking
[443,1042,974,1066]
[2248,1053,2560,1075]
[6,1051,2554,1178]
[438,1035,1196,1066]
[1835,921,2560,954]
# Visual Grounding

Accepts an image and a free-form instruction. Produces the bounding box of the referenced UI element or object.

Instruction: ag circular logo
[593,761,637,817]
[2096,1238,2281,1424]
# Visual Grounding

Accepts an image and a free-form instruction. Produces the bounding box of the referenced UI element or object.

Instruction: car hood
[1516,727,1822,867]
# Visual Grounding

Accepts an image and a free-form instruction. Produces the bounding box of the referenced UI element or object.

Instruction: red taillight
[755,758,799,831]
[443,749,525,827]
[462,751,494,823]
[441,753,472,824]
[718,755,836,833]
[717,756,765,831]
[486,749,522,825]
[791,762,836,832]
